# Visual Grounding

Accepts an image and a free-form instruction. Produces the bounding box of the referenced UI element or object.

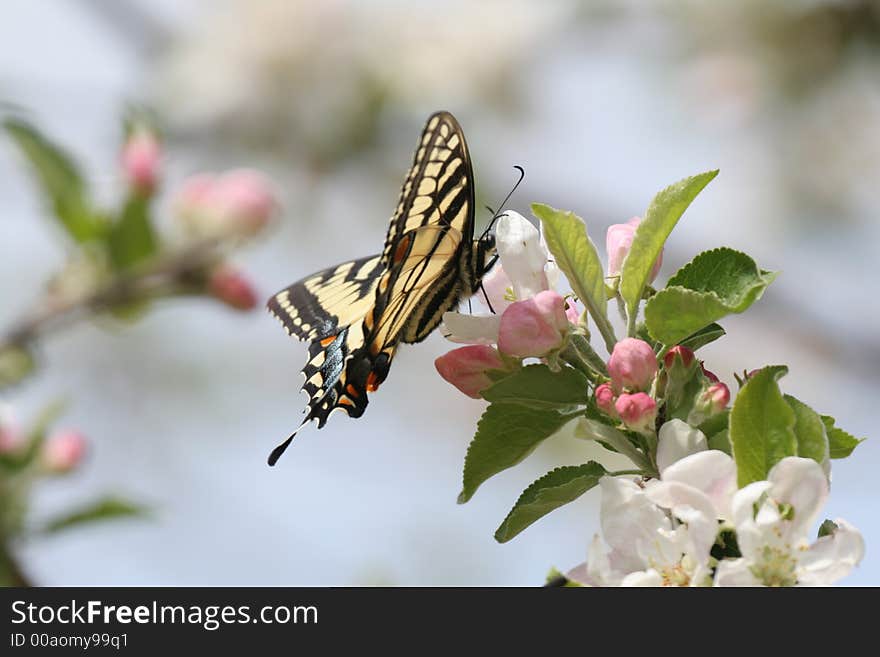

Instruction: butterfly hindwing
[268,254,384,342]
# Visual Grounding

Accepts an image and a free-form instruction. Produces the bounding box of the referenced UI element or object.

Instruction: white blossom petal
[598,477,670,574]
[656,419,708,475]
[496,211,549,300]
[714,559,761,587]
[478,265,513,313]
[797,519,865,586]
[646,481,718,563]
[660,449,737,520]
[440,312,500,344]
[621,570,664,587]
[766,457,829,543]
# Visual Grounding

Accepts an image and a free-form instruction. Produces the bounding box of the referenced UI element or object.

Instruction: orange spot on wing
[345,384,360,398]
[393,234,412,265]
[320,335,336,347]
[338,397,354,407]
[366,372,380,392]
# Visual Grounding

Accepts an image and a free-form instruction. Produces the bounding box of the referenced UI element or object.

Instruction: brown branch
[0,236,226,357]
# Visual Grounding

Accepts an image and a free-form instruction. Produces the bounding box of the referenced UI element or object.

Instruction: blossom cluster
[433,171,866,586]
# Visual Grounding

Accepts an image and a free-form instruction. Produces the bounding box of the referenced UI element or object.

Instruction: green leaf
[729,366,796,486]
[481,364,588,409]
[678,322,726,352]
[459,404,579,504]
[3,117,101,242]
[107,194,158,270]
[545,567,583,587]
[494,462,606,543]
[644,248,777,345]
[707,429,731,455]
[42,496,148,534]
[820,415,865,459]
[784,395,829,465]
[620,170,719,333]
[818,519,838,538]
[532,203,616,352]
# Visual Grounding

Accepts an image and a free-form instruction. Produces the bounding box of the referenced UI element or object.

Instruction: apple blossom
[606,217,662,282]
[714,457,864,586]
[607,338,657,392]
[663,345,696,371]
[568,476,716,586]
[442,211,554,345]
[497,290,569,359]
[435,345,508,399]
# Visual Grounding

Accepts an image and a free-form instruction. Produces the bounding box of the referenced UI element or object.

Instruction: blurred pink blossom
[121,129,161,194]
[174,169,277,238]
[42,430,87,473]
[210,266,259,311]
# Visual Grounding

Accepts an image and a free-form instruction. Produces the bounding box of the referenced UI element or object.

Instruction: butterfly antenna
[480,281,496,314]
[480,165,525,241]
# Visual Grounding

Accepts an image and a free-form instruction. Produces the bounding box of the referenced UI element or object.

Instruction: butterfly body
[268,111,494,464]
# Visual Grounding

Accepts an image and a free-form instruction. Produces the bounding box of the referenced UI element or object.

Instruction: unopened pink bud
[701,382,730,414]
[210,266,258,311]
[701,364,719,383]
[608,338,658,392]
[663,345,695,370]
[121,129,161,194]
[606,217,662,282]
[435,345,506,399]
[42,430,87,473]
[615,392,657,433]
[497,290,569,358]
[595,383,617,417]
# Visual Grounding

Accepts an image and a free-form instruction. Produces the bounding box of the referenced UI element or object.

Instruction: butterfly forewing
[382,111,475,265]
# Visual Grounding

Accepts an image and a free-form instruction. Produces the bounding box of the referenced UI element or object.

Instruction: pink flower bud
[595,383,617,417]
[700,382,730,415]
[121,129,161,194]
[209,266,258,311]
[701,363,719,383]
[497,290,569,358]
[606,217,663,282]
[615,392,657,433]
[607,338,658,392]
[435,345,506,399]
[663,345,696,370]
[42,430,87,473]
